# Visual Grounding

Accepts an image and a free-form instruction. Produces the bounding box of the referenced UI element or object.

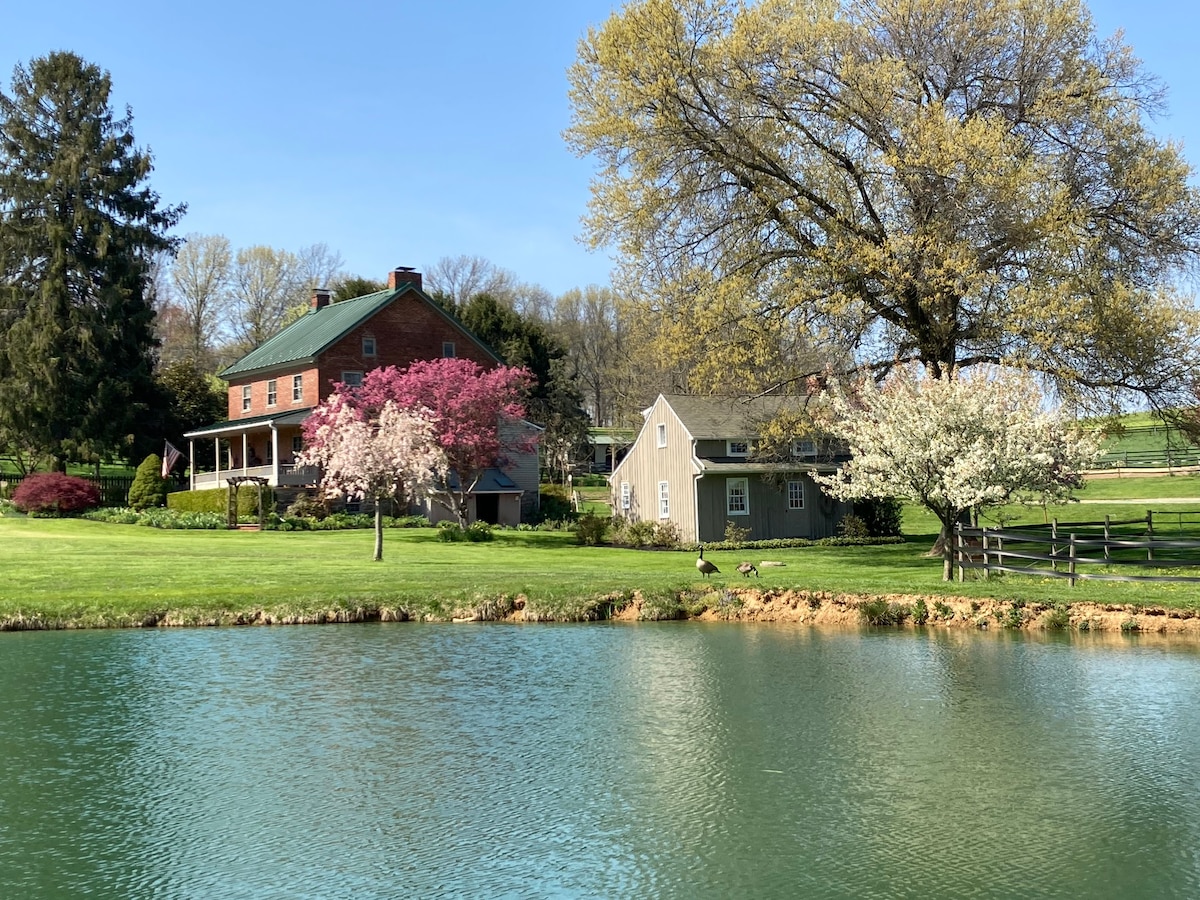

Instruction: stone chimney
[388,266,422,291]
[310,287,332,310]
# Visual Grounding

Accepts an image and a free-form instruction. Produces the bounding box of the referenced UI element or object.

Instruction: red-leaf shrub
[12,473,102,516]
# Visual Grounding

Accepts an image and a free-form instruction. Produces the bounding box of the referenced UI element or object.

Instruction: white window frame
[341,371,364,388]
[620,482,631,510]
[292,374,303,403]
[442,341,456,358]
[726,440,750,457]
[266,379,277,408]
[788,480,805,510]
[241,385,252,412]
[656,423,667,448]
[792,438,816,458]
[362,336,377,357]
[658,481,669,519]
[726,477,749,516]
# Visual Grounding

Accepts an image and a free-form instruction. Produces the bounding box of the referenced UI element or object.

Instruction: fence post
[1069,534,1077,587]
[1104,515,1111,562]
[1051,519,1059,572]
[1147,510,1154,561]
[955,524,964,582]
[982,530,990,580]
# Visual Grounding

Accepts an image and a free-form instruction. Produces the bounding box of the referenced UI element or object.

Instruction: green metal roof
[219,283,502,378]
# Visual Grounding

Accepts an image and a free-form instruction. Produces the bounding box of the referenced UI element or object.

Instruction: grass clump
[858,598,909,626]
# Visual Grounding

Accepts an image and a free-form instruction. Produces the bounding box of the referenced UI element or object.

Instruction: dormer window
[656,423,667,448]
[362,336,377,357]
[727,440,750,457]
[792,439,816,458]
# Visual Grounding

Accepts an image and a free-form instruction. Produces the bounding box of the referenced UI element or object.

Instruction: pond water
[1,623,1198,899]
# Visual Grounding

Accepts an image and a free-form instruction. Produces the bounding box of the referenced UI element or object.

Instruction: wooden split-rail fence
[955,510,1200,585]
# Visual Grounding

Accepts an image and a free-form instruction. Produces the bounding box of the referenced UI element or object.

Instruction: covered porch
[184,409,319,490]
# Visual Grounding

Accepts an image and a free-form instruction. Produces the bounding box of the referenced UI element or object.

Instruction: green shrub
[851,497,904,537]
[625,519,657,546]
[911,598,929,625]
[933,600,954,620]
[465,521,494,542]
[573,474,609,487]
[128,454,168,510]
[168,485,274,518]
[723,519,751,544]
[1043,604,1071,629]
[838,514,871,540]
[286,494,329,519]
[537,485,576,523]
[652,520,682,548]
[575,512,609,546]
[437,521,466,542]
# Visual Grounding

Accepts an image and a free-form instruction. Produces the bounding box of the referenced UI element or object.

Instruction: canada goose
[737,562,759,578]
[696,546,720,578]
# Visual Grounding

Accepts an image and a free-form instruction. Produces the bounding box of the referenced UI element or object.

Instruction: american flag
[162,441,183,478]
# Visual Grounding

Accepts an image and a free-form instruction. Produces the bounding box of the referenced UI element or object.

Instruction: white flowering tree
[297,394,447,561]
[812,369,1101,579]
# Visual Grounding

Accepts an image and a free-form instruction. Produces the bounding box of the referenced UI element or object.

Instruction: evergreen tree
[0,52,184,470]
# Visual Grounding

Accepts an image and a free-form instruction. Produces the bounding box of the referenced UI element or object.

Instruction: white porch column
[270,425,279,486]
[188,440,195,491]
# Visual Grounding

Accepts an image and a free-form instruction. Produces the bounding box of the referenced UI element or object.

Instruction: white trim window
[726,477,749,516]
[726,440,749,457]
[656,423,667,448]
[266,379,277,407]
[788,480,805,510]
[241,385,252,412]
[292,374,304,403]
[658,481,670,519]
[362,336,377,357]
[620,481,631,511]
[341,371,364,388]
[792,438,816,458]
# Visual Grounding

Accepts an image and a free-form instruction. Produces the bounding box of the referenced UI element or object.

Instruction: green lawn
[4,505,1200,629]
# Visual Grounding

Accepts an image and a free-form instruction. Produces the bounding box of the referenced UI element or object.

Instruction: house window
[241,385,252,412]
[727,440,749,457]
[292,435,303,456]
[443,341,456,358]
[292,374,303,402]
[266,379,277,407]
[620,482,631,510]
[265,442,274,465]
[658,481,669,519]
[792,439,816,457]
[362,336,377,357]
[727,477,749,516]
[656,423,667,448]
[341,371,363,388]
[788,480,805,510]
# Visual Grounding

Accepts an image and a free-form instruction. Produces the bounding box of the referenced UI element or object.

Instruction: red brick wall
[226,365,320,419]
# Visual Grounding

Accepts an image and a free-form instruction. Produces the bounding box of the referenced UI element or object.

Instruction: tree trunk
[373,505,384,561]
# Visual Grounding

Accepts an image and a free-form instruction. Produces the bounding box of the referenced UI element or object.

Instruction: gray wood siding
[609,395,699,541]
[499,421,541,520]
[696,473,842,542]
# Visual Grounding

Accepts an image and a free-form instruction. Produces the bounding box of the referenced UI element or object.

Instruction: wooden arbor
[226,475,269,530]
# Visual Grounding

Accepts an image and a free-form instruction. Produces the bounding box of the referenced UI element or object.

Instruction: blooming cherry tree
[298,393,446,561]
[343,358,535,526]
[812,368,1101,579]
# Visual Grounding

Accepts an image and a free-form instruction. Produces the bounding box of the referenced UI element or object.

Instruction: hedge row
[167,486,275,518]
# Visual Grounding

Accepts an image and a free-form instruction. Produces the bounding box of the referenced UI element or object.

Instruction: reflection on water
[1,625,1199,899]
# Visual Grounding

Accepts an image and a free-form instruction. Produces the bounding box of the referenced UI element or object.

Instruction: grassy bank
[3,513,1200,630]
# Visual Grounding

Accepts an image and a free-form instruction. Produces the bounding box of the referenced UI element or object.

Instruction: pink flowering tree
[298,393,447,561]
[353,358,535,526]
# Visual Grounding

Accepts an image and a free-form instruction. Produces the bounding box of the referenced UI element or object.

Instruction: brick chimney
[388,266,422,291]
[310,287,332,310]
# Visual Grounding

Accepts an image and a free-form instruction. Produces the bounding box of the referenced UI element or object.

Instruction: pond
[1,624,1198,898]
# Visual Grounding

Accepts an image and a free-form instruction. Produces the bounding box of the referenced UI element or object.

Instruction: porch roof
[696,459,837,476]
[184,408,313,439]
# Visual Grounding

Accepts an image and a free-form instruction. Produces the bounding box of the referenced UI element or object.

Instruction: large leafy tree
[169,234,232,367]
[298,395,446,561]
[0,52,184,469]
[812,369,1101,579]
[567,0,1200,413]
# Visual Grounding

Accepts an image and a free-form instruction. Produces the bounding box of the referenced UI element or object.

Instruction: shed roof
[661,394,807,440]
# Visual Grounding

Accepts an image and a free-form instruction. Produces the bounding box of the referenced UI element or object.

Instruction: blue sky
[2,0,1197,296]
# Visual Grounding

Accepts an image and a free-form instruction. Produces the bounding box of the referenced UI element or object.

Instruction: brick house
[183,267,541,524]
